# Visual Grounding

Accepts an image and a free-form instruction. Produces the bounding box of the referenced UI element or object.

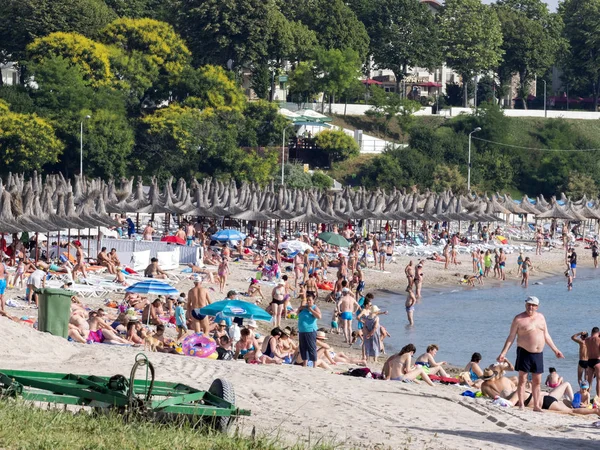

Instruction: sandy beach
[1,242,599,449]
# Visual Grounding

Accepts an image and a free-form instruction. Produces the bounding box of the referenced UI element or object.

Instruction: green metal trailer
[0,354,250,432]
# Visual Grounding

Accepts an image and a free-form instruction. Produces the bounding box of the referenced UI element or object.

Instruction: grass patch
[328,154,378,186]
[330,115,446,141]
[0,400,337,450]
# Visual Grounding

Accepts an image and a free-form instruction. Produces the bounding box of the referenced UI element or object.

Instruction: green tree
[175,65,246,112]
[173,0,274,68]
[283,163,313,189]
[234,149,279,185]
[26,32,114,88]
[84,109,134,179]
[238,100,292,148]
[0,103,64,172]
[315,129,360,166]
[369,0,442,97]
[495,0,563,109]
[283,0,370,60]
[288,62,318,107]
[138,105,242,179]
[0,86,35,114]
[566,171,598,198]
[315,48,362,113]
[311,171,334,189]
[104,0,169,19]
[432,165,467,194]
[439,0,504,107]
[0,0,116,71]
[101,18,191,108]
[559,0,600,110]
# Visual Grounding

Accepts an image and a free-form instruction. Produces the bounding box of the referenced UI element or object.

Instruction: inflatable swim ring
[317,282,334,291]
[181,333,217,358]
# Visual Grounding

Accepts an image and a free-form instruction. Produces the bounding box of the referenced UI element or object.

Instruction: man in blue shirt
[297,292,322,368]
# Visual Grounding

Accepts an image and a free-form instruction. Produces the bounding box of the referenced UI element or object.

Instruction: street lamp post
[80,115,91,176]
[467,127,481,192]
[281,127,286,185]
[543,79,547,118]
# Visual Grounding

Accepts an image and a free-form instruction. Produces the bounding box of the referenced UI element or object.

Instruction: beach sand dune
[1,318,598,450]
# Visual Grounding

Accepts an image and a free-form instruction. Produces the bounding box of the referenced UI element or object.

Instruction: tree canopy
[439,0,504,107]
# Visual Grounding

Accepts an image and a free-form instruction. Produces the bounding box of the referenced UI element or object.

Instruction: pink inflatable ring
[181,333,217,358]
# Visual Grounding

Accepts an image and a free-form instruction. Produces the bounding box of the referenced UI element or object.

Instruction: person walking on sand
[498,248,506,281]
[187,275,212,334]
[497,296,564,411]
[591,240,599,268]
[568,249,577,278]
[585,327,600,398]
[571,331,588,384]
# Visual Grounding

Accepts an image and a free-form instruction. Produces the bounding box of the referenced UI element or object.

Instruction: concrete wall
[440,107,600,120]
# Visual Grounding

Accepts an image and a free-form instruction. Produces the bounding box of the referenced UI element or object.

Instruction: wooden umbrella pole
[87,228,91,262]
[35,232,39,263]
[57,230,60,262]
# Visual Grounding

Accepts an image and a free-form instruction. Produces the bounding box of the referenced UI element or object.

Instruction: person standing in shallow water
[497,296,563,412]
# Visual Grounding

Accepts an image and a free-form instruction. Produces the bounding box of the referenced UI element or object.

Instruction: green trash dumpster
[36,288,74,339]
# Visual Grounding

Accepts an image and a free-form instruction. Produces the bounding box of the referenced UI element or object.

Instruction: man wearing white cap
[187,274,212,334]
[497,296,563,411]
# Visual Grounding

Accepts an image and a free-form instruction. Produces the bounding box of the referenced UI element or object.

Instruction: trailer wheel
[208,378,235,432]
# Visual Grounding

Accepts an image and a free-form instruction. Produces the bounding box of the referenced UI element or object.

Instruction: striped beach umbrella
[125,280,179,296]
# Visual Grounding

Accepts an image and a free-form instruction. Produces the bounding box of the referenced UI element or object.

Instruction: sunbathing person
[125,320,144,345]
[97,247,116,275]
[141,299,162,326]
[459,353,485,388]
[87,311,129,344]
[316,331,366,366]
[246,278,265,302]
[186,264,216,283]
[144,257,167,279]
[382,344,434,386]
[124,292,148,310]
[415,344,450,378]
[68,309,90,343]
[234,328,260,362]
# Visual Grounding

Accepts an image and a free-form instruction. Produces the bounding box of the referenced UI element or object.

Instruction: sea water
[375,268,600,387]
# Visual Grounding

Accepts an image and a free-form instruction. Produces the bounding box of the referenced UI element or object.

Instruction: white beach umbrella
[278,240,313,253]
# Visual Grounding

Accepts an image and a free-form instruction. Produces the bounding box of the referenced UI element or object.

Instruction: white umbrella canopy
[278,239,313,253]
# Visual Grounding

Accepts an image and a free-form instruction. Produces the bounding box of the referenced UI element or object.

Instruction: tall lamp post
[281,127,286,185]
[468,127,481,192]
[80,115,91,176]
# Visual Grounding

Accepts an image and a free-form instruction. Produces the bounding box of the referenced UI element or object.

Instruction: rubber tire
[208,378,236,432]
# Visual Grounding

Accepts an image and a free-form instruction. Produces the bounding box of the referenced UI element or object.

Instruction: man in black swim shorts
[497,296,564,411]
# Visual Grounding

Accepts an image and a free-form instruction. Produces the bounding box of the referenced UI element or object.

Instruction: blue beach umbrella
[211,229,246,242]
[199,300,272,321]
[125,279,179,296]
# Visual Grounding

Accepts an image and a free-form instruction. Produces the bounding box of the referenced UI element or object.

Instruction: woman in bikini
[270,281,286,328]
[234,328,260,361]
[217,257,229,293]
[293,252,304,287]
[521,257,533,288]
[72,240,87,280]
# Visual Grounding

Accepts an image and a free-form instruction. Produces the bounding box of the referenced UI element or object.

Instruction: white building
[1,63,19,86]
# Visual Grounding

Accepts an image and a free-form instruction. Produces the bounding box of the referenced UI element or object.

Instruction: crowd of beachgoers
[1,214,600,442]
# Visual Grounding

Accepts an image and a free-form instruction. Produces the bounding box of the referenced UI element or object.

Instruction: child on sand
[545,367,564,389]
[331,310,340,334]
[175,298,187,341]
